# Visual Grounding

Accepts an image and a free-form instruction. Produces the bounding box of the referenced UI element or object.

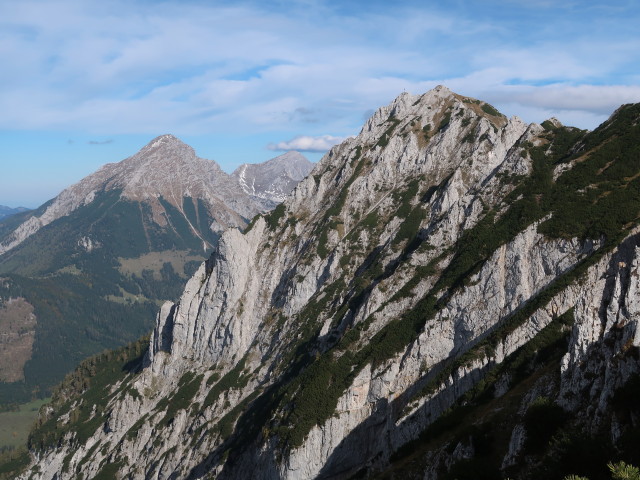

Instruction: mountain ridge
[0,206,30,221]
[0,134,256,256]
[12,86,640,479]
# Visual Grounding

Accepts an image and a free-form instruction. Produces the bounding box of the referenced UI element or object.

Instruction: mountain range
[0,136,312,405]
[0,206,30,221]
[6,86,640,479]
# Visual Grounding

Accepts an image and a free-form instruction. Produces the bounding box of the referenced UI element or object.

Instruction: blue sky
[1,0,639,208]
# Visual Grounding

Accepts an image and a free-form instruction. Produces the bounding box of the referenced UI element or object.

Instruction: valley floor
[0,398,48,450]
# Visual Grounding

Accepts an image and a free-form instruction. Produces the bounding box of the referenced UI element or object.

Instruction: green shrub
[609,461,640,480]
[202,356,249,409]
[439,112,452,131]
[481,103,501,117]
[28,336,149,451]
[523,397,567,453]
[265,204,286,231]
[0,447,30,479]
[376,117,401,148]
[158,372,203,427]
[243,213,261,233]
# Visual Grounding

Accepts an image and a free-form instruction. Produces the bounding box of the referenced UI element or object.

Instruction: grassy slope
[0,399,49,449]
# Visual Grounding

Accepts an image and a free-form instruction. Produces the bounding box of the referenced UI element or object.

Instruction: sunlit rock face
[22,88,640,480]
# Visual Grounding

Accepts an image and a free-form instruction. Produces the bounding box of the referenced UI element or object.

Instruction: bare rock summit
[233,151,315,209]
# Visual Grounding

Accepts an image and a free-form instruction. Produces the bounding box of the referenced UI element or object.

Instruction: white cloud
[268,135,346,152]
[492,85,640,115]
[0,0,639,135]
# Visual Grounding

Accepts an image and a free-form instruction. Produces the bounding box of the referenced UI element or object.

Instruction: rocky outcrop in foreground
[20,87,640,479]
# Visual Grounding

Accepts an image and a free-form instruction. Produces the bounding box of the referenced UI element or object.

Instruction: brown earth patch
[0,297,37,382]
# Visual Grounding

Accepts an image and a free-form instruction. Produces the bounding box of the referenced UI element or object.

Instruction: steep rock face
[233,151,314,209]
[148,220,268,372]
[20,87,640,479]
[381,230,640,479]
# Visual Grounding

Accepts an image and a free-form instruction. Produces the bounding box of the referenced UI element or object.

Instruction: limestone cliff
[19,87,640,480]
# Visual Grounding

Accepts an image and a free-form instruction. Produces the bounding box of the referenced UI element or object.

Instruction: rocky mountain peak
[0,136,300,256]
[135,134,197,160]
[257,151,313,179]
[232,150,314,207]
[544,117,564,128]
[148,133,184,145]
[106,135,226,205]
[290,85,525,233]
[360,85,507,142]
[95,134,202,183]
[111,134,219,184]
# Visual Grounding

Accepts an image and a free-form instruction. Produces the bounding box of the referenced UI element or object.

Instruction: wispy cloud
[492,85,640,114]
[268,135,345,152]
[0,0,638,137]
[88,139,114,145]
